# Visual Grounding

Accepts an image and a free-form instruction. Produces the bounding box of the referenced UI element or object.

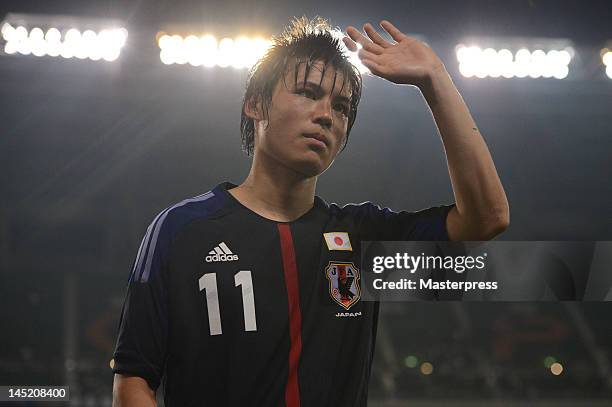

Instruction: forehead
[282,59,351,99]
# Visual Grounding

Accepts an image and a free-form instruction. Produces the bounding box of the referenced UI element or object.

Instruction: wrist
[420,64,452,107]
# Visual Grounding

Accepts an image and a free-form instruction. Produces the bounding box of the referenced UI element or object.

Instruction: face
[248,59,352,178]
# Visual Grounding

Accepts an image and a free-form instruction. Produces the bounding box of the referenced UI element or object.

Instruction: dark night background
[0,0,611,405]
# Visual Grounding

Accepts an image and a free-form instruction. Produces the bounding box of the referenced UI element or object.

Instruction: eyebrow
[299,81,351,105]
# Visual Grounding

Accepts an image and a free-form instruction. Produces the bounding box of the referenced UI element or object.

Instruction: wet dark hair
[240,16,362,156]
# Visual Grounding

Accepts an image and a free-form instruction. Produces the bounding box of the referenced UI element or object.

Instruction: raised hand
[344,20,445,89]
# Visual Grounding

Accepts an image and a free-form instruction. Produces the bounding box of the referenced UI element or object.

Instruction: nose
[313,98,333,130]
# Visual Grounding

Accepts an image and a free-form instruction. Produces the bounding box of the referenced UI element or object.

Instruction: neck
[230,151,317,222]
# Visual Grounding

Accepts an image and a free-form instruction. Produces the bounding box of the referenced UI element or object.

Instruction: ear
[244,95,263,121]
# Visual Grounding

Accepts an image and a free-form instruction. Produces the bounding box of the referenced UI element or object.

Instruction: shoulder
[329,201,381,217]
[328,200,453,221]
[327,200,389,220]
[130,184,233,283]
[325,199,455,241]
[150,183,232,240]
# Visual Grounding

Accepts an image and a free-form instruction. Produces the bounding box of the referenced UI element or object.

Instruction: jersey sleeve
[350,201,456,241]
[112,214,171,391]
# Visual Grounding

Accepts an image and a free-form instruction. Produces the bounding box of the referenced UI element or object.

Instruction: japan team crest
[325,262,361,310]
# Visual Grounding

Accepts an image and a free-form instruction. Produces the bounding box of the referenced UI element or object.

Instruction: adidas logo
[205,242,239,263]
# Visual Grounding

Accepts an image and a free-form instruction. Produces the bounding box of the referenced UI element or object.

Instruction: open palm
[344,20,445,89]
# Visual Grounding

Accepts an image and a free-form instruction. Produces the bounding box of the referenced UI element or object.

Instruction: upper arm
[112,215,171,391]
[446,205,509,241]
[112,374,156,407]
[348,202,455,241]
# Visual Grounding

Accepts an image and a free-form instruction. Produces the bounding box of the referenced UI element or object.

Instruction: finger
[363,23,391,48]
[380,20,407,42]
[346,26,384,55]
[342,36,358,52]
[346,26,384,54]
[360,59,383,75]
[358,48,378,61]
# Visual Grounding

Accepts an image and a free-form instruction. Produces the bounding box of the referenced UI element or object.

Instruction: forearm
[112,374,157,407]
[421,66,509,233]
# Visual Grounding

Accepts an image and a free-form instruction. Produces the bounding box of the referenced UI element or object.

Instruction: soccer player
[112,17,509,406]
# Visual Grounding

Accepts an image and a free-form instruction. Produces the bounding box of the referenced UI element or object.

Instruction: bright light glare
[550,362,563,376]
[456,43,573,80]
[2,24,128,62]
[160,48,173,65]
[158,34,172,49]
[233,37,252,69]
[157,33,272,70]
[81,30,99,60]
[552,65,569,79]
[217,37,234,68]
[201,35,218,67]
[184,35,201,66]
[420,362,434,375]
[29,27,44,40]
[156,29,365,73]
[15,26,28,40]
[1,22,14,40]
[528,49,545,78]
[29,27,47,56]
[45,27,61,42]
[115,27,128,47]
[4,41,17,54]
[334,29,368,74]
[498,49,514,78]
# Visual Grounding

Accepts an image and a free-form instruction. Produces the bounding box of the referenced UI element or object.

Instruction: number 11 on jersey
[198,270,258,336]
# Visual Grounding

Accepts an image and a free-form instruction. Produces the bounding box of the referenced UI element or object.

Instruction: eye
[334,103,349,116]
[296,88,316,99]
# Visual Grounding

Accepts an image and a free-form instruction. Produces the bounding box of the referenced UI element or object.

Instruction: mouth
[304,133,329,148]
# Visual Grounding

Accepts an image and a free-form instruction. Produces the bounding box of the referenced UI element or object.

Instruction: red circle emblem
[334,236,344,246]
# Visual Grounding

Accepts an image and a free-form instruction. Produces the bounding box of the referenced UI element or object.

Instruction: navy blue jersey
[112,182,454,406]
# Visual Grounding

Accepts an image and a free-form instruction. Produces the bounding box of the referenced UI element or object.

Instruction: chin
[290,155,331,178]
[293,161,325,178]
[261,144,333,178]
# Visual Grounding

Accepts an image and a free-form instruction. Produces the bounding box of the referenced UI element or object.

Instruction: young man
[112,17,508,406]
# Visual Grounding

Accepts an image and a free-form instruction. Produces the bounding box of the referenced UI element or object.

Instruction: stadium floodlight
[157,31,272,69]
[155,27,379,73]
[455,37,574,80]
[0,13,127,62]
